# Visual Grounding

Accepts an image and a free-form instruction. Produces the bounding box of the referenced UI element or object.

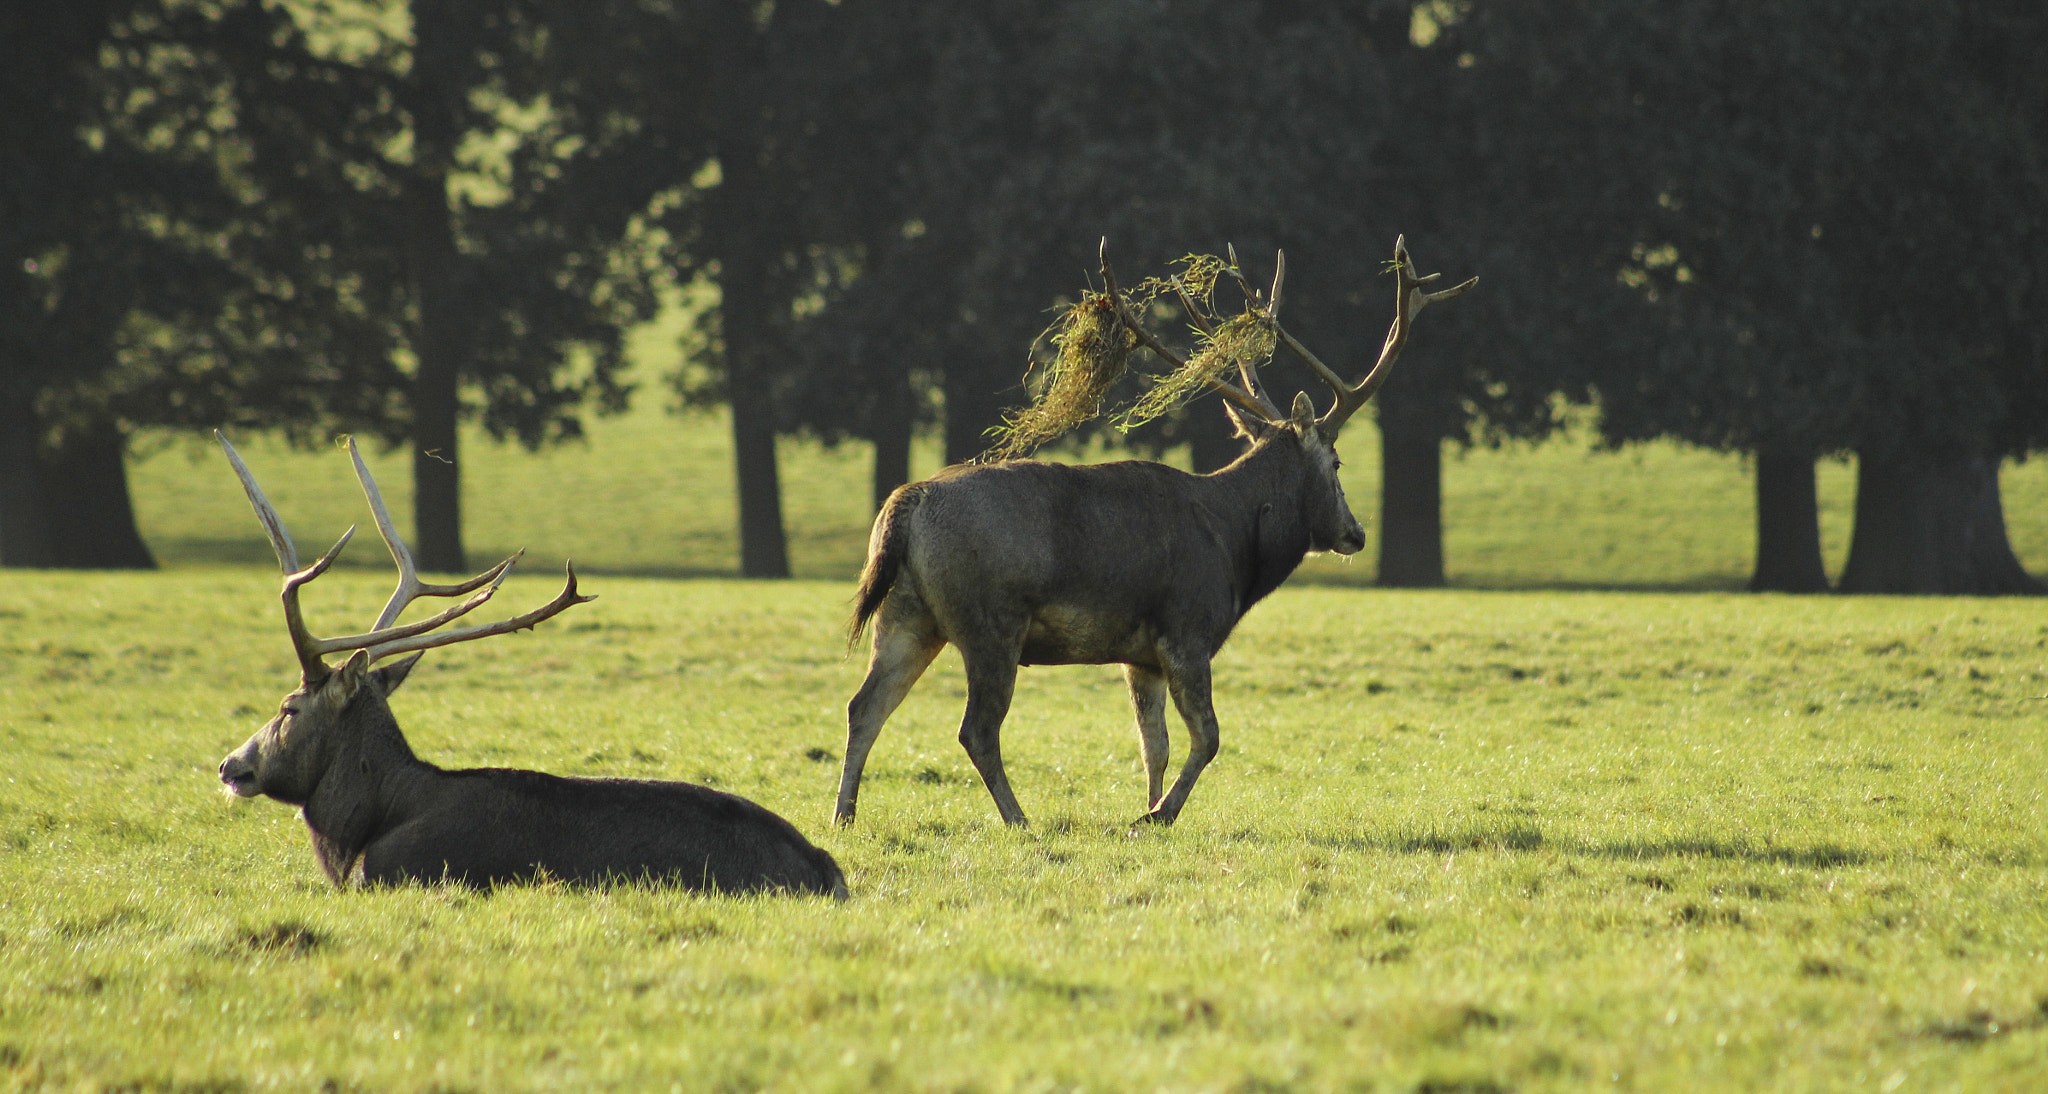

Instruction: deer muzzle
[219,748,261,798]
[1332,516,1366,557]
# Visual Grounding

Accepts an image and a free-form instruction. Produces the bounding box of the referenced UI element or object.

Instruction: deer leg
[957,645,1029,827]
[836,607,944,826]
[1136,656,1219,827]
[1123,664,1170,808]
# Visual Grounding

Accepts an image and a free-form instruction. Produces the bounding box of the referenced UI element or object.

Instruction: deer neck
[300,698,429,885]
[1202,437,1313,611]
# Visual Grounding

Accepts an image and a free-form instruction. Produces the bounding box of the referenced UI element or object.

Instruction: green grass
[126,395,2048,589]
[17,354,2048,1090]
[4,571,2047,1092]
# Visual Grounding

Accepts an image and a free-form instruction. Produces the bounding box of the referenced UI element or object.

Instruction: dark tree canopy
[7,0,2040,590]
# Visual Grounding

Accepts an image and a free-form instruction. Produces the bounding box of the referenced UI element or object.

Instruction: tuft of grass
[1119,308,1276,429]
[986,293,1136,460]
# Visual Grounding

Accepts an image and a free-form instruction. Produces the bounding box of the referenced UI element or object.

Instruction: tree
[1529,0,2047,593]
[1,0,256,568]
[232,0,663,572]
[4,1,670,571]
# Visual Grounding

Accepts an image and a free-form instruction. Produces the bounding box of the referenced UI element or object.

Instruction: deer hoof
[1128,809,1175,832]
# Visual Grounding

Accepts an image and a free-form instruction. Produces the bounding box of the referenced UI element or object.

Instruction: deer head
[1099,237,1475,556]
[215,433,592,801]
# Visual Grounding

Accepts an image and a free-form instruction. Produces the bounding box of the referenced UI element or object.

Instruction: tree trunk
[870,364,913,510]
[710,153,792,579]
[1377,411,1445,587]
[1748,447,1830,592]
[1838,449,2042,594]
[37,425,155,569]
[0,391,55,566]
[942,356,1005,467]
[728,369,791,578]
[401,0,467,574]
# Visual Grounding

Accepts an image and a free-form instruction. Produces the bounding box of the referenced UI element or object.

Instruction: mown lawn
[12,359,2048,1090]
[124,399,2048,589]
[3,569,2045,1092]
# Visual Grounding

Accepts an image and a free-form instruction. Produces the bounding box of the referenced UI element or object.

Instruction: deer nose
[219,754,259,796]
[1332,519,1366,556]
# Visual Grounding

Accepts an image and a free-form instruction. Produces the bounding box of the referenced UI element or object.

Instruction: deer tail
[848,481,927,649]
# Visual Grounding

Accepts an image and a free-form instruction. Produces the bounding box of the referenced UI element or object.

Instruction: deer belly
[1019,606,1157,666]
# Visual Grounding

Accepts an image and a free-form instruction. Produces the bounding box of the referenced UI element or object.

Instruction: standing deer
[837,238,1473,828]
[215,433,846,897]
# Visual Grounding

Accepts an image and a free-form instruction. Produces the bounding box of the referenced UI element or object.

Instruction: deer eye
[1331,458,1342,471]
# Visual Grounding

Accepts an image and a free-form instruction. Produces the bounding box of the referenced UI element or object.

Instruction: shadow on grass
[147,536,745,581]
[155,535,1758,590]
[1315,825,1873,868]
[1286,568,1753,594]
[1576,836,1870,869]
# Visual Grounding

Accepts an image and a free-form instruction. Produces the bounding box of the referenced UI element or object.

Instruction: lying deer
[838,238,1473,828]
[215,434,846,897]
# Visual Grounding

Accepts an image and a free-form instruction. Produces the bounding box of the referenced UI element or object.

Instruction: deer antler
[215,431,593,676]
[1099,239,1286,424]
[1299,236,1476,439]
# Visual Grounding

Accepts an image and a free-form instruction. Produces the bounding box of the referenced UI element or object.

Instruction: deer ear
[1288,390,1318,435]
[331,648,373,704]
[373,651,425,696]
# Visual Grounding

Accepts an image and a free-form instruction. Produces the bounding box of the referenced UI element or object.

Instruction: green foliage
[4,572,2047,1091]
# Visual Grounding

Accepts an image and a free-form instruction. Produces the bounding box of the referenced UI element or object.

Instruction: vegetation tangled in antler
[985,293,1137,461]
[985,253,1280,460]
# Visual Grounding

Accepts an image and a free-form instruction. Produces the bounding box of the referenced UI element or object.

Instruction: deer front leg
[1123,664,1170,808]
[957,646,1029,827]
[837,606,944,826]
[1135,654,1220,827]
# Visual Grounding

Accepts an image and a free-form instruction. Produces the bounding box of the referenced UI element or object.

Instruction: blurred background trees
[4,0,2041,592]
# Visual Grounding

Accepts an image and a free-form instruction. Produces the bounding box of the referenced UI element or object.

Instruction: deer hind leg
[1123,664,1170,808]
[1136,654,1220,827]
[837,599,944,826]
[955,639,1029,827]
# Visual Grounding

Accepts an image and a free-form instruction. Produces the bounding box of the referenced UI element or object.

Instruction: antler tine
[220,431,595,676]
[1099,239,1283,423]
[361,563,596,663]
[346,437,515,632]
[1223,244,1266,308]
[1267,249,1285,319]
[216,430,301,574]
[1309,235,1478,439]
[217,430,358,678]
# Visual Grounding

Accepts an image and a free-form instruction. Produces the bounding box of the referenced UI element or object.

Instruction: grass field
[123,395,2048,589]
[4,569,2048,1092]
[9,366,2048,1091]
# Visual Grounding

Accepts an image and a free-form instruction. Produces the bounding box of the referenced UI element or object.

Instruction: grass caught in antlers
[984,293,1136,461]
[986,254,1279,459]
[1118,309,1274,430]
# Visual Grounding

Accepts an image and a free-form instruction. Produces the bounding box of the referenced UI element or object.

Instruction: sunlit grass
[3,572,2046,1091]
[128,399,2047,590]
